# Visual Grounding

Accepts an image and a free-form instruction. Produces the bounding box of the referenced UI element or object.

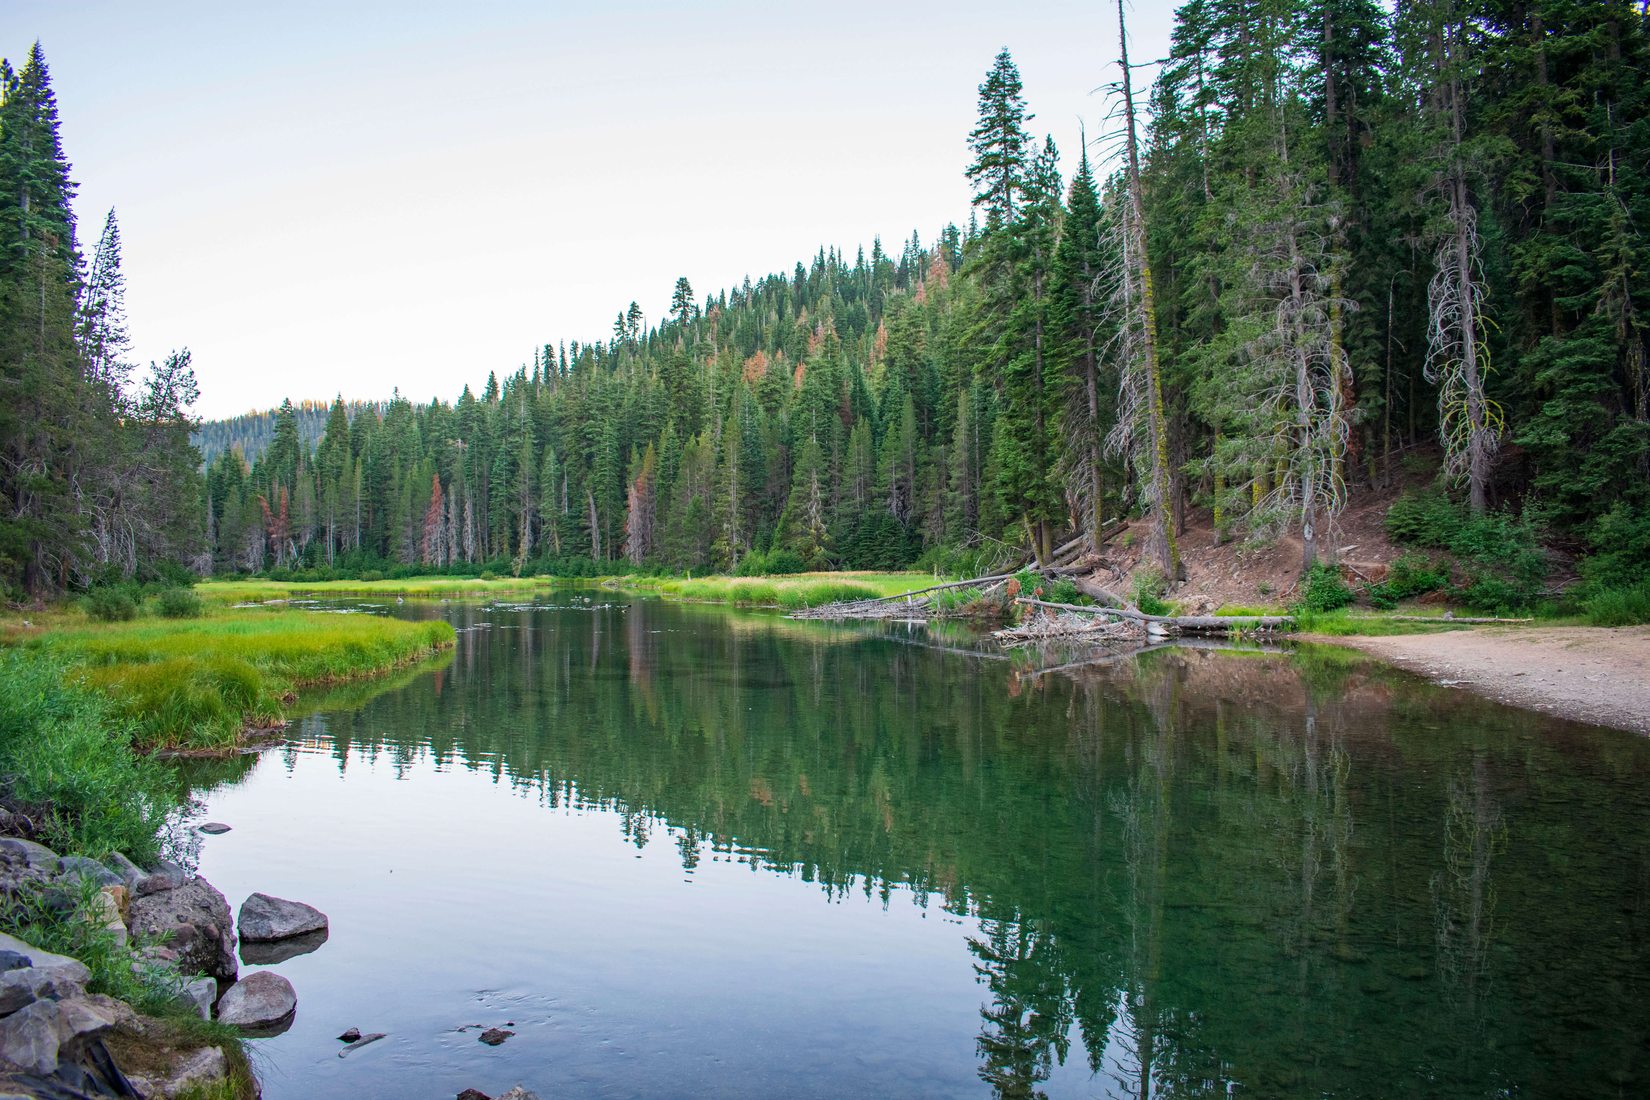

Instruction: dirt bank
[1307,626,1650,735]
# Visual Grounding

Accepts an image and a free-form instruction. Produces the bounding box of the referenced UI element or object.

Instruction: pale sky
[13,1,1177,419]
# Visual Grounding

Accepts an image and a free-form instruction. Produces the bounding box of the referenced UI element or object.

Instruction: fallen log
[1014,597,1294,632]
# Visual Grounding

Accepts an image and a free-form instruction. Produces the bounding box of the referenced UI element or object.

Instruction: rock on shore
[215,971,297,1034]
[238,892,328,942]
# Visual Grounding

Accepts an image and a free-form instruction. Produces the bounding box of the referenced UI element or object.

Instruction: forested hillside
[194,400,380,471]
[9,3,1649,603]
[202,2,1649,597]
[0,45,203,598]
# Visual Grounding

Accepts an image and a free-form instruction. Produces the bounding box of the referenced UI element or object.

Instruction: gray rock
[0,965,86,1015]
[180,976,217,1019]
[478,1027,513,1046]
[0,838,58,872]
[240,926,327,966]
[456,1090,492,1100]
[0,933,92,987]
[0,1001,62,1075]
[215,971,296,1032]
[130,860,187,900]
[197,822,232,835]
[238,892,327,942]
[497,1089,542,1100]
[54,856,120,889]
[0,951,28,972]
[103,851,146,889]
[123,1043,227,1099]
[337,1027,361,1042]
[0,994,127,1075]
[128,879,237,984]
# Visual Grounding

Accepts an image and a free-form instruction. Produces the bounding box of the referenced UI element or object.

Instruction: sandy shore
[1307,625,1650,735]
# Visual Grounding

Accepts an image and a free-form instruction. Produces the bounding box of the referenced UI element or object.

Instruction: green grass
[619,571,940,609]
[0,649,171,860]
[198,575,565,602]
[1291,609,1480,636]
[13,609,455,751]
[1580,581,1650,627]
[1214,604,1291,617]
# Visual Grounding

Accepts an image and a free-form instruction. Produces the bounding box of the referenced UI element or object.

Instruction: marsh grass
[623,572,936,609]
[199,576,564,602]
[16,610,455,751]
[1291,609,1479,636]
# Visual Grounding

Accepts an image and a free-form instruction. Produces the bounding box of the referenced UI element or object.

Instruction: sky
[12,1,1178,419]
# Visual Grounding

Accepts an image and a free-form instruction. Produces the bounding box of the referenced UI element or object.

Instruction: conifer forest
[4,2,1649,598]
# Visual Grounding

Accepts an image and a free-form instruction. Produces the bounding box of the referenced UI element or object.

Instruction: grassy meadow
[615,571,942,609]
[6,607,454,752]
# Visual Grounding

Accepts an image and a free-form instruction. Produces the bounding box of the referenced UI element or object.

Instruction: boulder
[0,994,129,1076]
[197,823,232,835]
[0,951,29,972]
[123,1043,227,1099]
[128,879,237,985]
[0,966,86,1016]
[456,1091,493,1100]
[104,852,146,890]
[237,893,327,942]
[130,861,186,901]
[215,971,296,1033]
[54,856,120,890]
[0,933,92,988]
[0,838,58,872]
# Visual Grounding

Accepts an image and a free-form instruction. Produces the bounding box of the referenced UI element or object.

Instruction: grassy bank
[8,608,455,752]
[615,571,941,609]
[198,575,564,602]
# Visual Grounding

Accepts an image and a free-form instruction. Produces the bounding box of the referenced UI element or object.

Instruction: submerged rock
[197,823,232,835]
[456,1090,492,1100]
[477,1027,514,1046]
[215,971,296,1033]
[337,1032,386,1058]
[128,879,237,985]
[497,1089,542,1100]
[337,1027,361,1042]
[237,892,328,942]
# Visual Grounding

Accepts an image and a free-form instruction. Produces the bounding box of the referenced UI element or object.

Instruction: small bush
[154,588,204,619]
[84,586,140,622]
[1301,562,1354,612]
[1581,581,1650,627]
[1364,552,1449,610]
[1045,577,1085,605]
[1130,567,1171,615]
[1385,490,1460,547]
[358,570,385,582]
[479,569,498,582]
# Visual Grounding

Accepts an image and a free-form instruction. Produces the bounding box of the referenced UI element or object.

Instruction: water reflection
[178,597,1650,1098]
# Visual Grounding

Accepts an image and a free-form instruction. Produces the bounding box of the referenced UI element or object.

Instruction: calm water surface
[174,595,1650,1099]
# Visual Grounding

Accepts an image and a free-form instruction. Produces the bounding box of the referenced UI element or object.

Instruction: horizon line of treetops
[6,0,1648,598]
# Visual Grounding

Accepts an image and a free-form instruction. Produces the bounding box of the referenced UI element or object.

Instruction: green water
[179,596,1650,1098]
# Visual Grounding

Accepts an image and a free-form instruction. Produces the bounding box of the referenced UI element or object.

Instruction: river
[173,594,1650,1099]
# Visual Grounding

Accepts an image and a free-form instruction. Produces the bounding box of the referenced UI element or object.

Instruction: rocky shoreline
[0,834,326,1098]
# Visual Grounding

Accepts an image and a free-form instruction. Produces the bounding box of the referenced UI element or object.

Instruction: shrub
[1383,491,1547,613]
[154,588,204,619]
[1301,561,1354,612]
[1364,552,1449,610]
[358,570,384,582]
[1581,581,1650,627]
[0,651,171,861]
[479,569,498,582]
[1130,567,1171,615]
[1579,502,1650,594]
[1384,490,1460,546]
[1045,577,1085,605]
[84,586,140,622]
